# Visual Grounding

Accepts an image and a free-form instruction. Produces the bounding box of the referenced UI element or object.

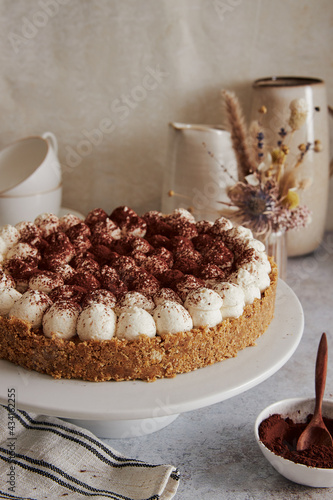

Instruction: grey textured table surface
[104,232,333,499]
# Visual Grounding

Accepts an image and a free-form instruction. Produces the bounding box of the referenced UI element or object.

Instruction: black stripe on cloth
[0,490,37,500]
[3,407,155,470]
[0,447,129,500]
[0,452,160,500]
[16,408,142,465]
[170,470,180,481]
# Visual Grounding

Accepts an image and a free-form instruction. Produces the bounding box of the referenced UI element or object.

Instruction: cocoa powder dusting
[121,216,147,236]
[109,205,137,225]
[196,263,225,280]
[88,244,112,264]
[5,257,38,280]
[85,208,109,226]
[259,413,333,468]
[173,274,204,301]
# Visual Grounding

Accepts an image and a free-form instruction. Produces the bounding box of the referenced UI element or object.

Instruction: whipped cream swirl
[153,301,193,335]
[184,287,222,327]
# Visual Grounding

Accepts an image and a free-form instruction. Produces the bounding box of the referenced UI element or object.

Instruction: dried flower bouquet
[219,90,318,236]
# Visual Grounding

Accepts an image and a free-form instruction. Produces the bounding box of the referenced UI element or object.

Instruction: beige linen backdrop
[0,0,332,225]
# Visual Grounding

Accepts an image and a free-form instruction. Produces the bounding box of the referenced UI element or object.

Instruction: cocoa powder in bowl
[259,413,333,468]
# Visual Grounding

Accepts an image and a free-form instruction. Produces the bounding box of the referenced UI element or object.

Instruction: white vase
[251,77,330,257]
[256,230,287,281]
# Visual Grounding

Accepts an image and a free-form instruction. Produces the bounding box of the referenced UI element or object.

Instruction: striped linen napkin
[0,405,180,500]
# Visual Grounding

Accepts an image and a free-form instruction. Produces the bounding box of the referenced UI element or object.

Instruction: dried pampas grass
[222,90,257,181]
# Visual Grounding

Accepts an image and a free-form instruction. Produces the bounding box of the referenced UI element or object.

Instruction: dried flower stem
[278,169,297,198]
[202,142,238,184]
[222,90,257,180]
[248,120,264,164]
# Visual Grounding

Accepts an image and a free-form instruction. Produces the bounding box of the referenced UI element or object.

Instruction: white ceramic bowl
[255,397,333,487]
[0,184,62,226]
[0,133,61,196]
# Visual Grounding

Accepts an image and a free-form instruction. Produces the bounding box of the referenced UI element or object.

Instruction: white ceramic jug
[161,123,237,221]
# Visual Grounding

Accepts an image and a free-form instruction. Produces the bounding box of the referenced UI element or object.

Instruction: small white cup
[0,184,62,226]
[0,132,61,196]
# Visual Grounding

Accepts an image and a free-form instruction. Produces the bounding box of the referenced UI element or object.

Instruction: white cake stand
[0,280,303,438]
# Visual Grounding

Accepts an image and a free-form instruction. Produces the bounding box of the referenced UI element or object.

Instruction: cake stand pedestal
[63,414,180,438]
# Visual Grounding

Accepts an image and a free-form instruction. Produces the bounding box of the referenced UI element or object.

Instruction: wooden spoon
[297,333,333,451]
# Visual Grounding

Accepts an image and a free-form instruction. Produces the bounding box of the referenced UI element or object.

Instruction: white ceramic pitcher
[161,123,237,221]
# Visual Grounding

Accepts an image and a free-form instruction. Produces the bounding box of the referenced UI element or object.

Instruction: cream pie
[0,206,277,381]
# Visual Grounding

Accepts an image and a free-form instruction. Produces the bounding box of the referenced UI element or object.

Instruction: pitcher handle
[42,131,58,156]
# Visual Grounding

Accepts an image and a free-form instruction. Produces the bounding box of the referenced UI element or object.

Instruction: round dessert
[0,207,278,382]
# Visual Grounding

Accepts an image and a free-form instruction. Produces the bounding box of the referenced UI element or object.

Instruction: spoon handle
[314,333,328,416]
